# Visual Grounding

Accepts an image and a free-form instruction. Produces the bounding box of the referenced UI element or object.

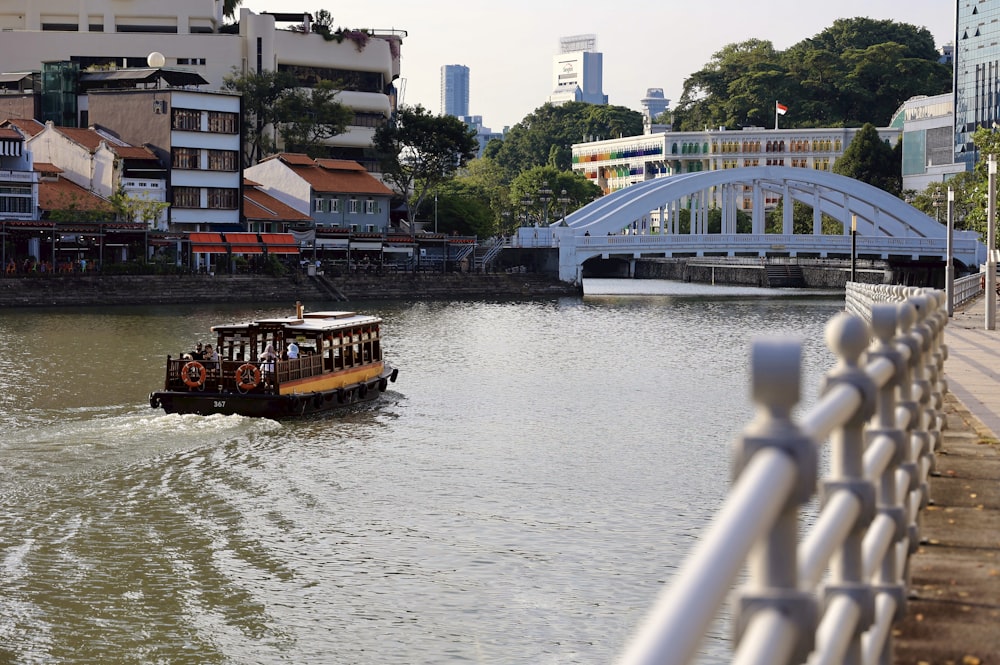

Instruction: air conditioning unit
[152,100,166,114]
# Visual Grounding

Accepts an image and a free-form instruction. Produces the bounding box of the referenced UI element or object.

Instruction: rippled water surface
[0,281,843,664]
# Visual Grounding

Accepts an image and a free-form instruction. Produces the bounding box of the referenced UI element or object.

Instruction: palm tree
[223,0,243,19]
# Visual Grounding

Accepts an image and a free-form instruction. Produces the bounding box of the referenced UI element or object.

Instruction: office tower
[548,34,607,106]
[955,1,1000,165]
[440,64,470,117]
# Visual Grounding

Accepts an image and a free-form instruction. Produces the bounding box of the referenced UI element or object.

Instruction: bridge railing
[619,285,947,665]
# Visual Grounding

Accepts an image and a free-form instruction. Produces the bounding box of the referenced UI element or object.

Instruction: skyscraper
[440,64,470,117]
[955,1,1000,165]
[547,34,607,106]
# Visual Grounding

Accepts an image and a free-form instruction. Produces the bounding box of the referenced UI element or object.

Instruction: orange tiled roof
[37,177,113,214]
[267,153,393,196]
[0,128,22,140]
[1,118,44,137]
[244,186,312,223]
[33,162,64,174]
[53,126,158,161]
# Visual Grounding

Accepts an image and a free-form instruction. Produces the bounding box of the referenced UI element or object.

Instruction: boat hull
[150,366,398,418]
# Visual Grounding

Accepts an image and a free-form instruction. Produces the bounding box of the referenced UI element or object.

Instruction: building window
[172,108,201,131]
[0,185,33,214]
[172,147,200,170]
[207,149,238,171]
[348,198,359,214]
[207,111,238,134]
[208,188,239,209]
[172,186,200,208]
[365,199,375,214]
[314,198,324,213]
[330,198,339,214]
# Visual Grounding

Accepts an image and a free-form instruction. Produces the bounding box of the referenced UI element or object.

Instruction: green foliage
[832,122,901,195]
[224,68,297,166]
[451,157,511,235]
[277,80,353,157]
[672,18,950,131]
[489,102,643,180]
[108,189,170,227]
[766,201,844,235]
[223,0,242,19]
[429,182,496,237]
[373,104,478,228]
[508,166,601,226]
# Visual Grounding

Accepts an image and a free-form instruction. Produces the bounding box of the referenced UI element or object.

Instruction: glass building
[440,64,469,118]
[955,0,1000,166]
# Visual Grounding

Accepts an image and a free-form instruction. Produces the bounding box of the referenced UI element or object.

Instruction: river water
[0,279,844,664]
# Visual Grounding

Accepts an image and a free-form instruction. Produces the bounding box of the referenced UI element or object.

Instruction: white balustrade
[618,285,948,665]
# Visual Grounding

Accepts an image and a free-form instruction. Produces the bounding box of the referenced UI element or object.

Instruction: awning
[261,233,300,254]
[315,237,349,247]
[382,247,413,255]
[350,241,383,250]
[189,232,226,253]
[224,232,264,254]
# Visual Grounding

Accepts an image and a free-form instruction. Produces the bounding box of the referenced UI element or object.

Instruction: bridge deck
[892,294,1000,663]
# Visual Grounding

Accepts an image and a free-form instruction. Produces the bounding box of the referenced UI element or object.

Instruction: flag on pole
[775,102,788,115]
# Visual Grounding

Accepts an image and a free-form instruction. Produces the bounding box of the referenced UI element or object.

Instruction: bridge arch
[538,167,984,283]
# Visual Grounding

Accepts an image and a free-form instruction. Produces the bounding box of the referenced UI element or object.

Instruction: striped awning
[261,233,300,254]
[189,232,226,253]
[224,232,264,254]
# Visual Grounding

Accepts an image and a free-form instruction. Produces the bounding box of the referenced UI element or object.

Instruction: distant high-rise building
[955,1,1000,165]
[547,34,607,106]
[440,64,470,117]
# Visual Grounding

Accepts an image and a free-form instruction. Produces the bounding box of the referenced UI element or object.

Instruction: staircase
[764,264,806,288]
[309,273,348,301]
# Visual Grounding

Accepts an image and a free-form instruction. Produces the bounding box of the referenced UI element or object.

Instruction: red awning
[224,232,264,254]
[261,233,300,254]
[189,232,226,253]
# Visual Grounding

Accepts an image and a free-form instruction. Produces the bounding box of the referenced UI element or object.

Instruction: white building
[27,122,167,227]
[895,93,965,194]
[0,0,404,171]
[548,34,607,106]
[572,125,901,211]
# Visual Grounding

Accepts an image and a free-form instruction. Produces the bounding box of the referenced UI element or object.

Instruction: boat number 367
[214,401,226,408]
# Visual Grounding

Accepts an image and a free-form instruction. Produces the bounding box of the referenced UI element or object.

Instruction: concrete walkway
[892,294,1000,664]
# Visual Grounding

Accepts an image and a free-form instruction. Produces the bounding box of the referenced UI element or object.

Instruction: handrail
[618,284,948,665]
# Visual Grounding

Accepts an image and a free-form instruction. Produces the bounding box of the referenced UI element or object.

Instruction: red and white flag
[775,102,788,116]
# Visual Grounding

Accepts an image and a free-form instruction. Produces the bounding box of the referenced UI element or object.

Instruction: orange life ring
[235,363,261,392]
[181,361,206,388]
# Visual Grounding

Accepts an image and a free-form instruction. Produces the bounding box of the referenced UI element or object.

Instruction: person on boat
[286,341,299,359]
[258,342,278,380]
[203,344,220,377]
[191,343,204,360]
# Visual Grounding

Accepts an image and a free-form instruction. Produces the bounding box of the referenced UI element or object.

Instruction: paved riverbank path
[892,293,1000,664]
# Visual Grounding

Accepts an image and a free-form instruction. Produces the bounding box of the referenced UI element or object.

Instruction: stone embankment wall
[634,259,887,287]
[0,272,581,308]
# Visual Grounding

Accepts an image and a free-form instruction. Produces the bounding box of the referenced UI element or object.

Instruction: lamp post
[537,180,552,226]
[946,186,955,316]
[521,195,533,226]
[434,193,438,234]
[988,155,997,330]
[932,187,944,223]
[501,210,511,237]
[557,189,572,223]
[850,214,857,283]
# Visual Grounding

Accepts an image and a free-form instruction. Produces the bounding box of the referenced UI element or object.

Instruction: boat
[149,302,399,417]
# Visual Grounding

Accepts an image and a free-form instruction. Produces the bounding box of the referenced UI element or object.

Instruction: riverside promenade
[892,293,1000,664]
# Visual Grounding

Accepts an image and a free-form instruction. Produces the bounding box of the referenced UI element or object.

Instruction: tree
[373,104,478,231]
[508,166,601,226]
[108,189,170,229]
[489,102,643,180]
[224,68,297,167]
[276,80,353,157]
[671,18,950,131]
[832,122,901,195]
[223,0,242,19]
[224,70,352,165]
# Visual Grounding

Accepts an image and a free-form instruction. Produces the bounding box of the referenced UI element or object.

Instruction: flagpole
[775,101,778,131]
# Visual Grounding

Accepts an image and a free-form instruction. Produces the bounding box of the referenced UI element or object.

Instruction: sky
[239,0,954,131]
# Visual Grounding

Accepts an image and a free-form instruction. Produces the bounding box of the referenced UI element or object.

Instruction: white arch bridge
[514,167,985,284]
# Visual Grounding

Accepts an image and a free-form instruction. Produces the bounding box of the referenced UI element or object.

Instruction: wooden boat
[149,302,399,417]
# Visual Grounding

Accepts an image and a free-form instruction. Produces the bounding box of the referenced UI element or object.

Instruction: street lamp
[932,187,945,223]
[537,181,553,226]
[521,195,533,226]
[557,189,572,223]
[850,214,857,283]
[946,186,955,316]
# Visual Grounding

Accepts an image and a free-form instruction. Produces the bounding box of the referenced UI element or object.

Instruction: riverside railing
[619,284,948,665]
